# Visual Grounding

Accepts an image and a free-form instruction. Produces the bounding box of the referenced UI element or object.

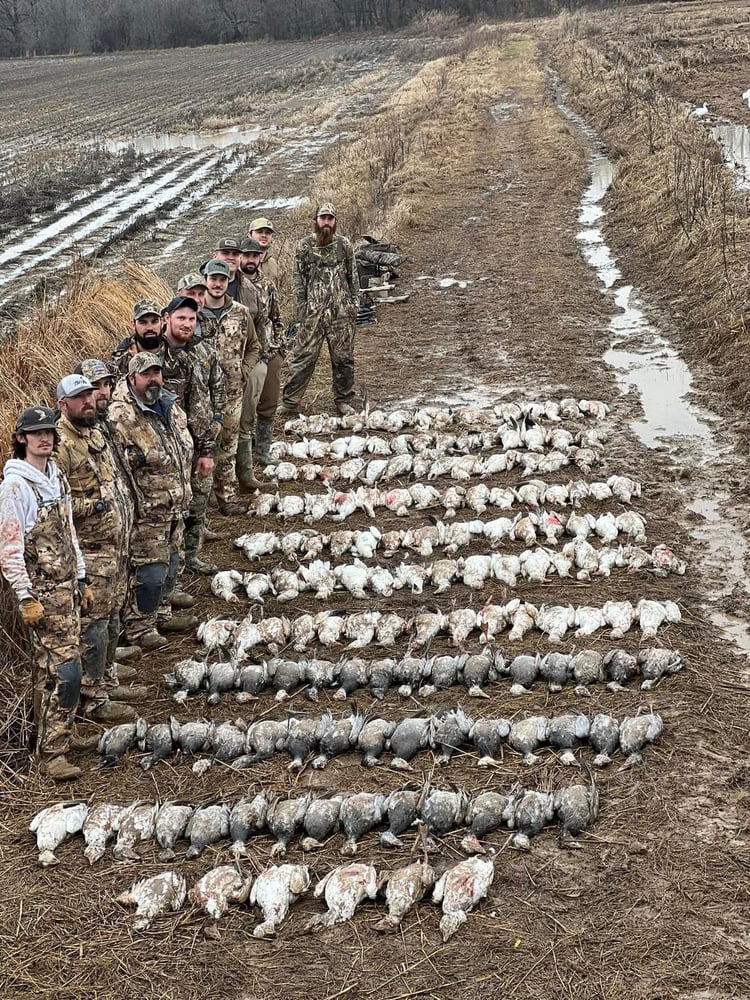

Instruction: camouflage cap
[316,203,336,217]
[79,358,112,384]
[56,373,94,401]
[249,216,274,232]
[177,272,207,292]
[15,406,57,433]
[214,237,242,252]
[204,259,231,278]
[240,237,263,254]
[128,352,163,377]
[133,299,161,321]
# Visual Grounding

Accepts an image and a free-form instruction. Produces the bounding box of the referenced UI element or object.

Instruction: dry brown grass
[549,6,750,395]
[0,260,172,455]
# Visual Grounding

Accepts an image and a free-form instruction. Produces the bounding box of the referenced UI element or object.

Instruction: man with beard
[247,216,280,286]
[237,237,286,467]
[201,259,263,508]
[174,276,227,572]
[112,299,164,374]
[278,203,360,417]
[0,405,90,779]
[55,374,139,724]
[107,353,195,649]
[75,358,143,668]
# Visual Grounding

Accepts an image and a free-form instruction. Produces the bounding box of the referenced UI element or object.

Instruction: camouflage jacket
[0,458,85,601]
[107,381,193,521]
[238,270,285,353]
[292,234,359,319]
[113,336,216,458]
[189,316,227,441]
[261,250,280,288]
[55,414,135,579]
[200,296,259,400]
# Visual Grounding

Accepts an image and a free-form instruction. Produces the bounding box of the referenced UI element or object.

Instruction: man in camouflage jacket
[201,259,262,510]
[174,277,227,572]
[107,353,194,648]
[0,406,90,780]
[279,203,360,417]
[237,237,287,465]
[56,373,137,724]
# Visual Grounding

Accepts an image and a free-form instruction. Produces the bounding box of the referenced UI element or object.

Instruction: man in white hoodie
[0,406,92,780]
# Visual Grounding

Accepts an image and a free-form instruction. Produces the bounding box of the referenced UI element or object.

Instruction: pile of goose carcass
[218,538,683,603]
[244,476,647,522]
[165,645,682,705]
[96,708,664,772]
[27,816,495,941]
[192,600,681,666]
[29,773,599,870]
[114,856,495,941]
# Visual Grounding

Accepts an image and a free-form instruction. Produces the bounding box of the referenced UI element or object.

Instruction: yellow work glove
[20,598,44,626]
[79,583,95,614]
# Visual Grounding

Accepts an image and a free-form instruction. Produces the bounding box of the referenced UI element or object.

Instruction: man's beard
[314,220,336,246]
[143,385,160,404]
[69,412,97,429]
[135,332,161,351]
[242,263,259,276]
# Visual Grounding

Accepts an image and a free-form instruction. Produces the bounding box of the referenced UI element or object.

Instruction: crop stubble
[1,11,749,1000]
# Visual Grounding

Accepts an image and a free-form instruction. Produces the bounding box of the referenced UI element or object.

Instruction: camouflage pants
[257,352,284,422]
[238,359,269,442]
[282,311,355,408]
[214,390,242,503]
[184,464,214,557]
[123,516,183,641]
[30,579,81,758]
[80,570,124,697]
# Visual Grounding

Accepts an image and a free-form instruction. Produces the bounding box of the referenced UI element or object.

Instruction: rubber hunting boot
[254,417,274,466]
[236,440,264,492]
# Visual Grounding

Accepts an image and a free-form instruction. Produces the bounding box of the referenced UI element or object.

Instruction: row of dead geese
[196,599,682,662]
[165,646,682,705]
[30,774,599,871]
[268,422,606,464]
[216,544,683,606]
[262,442,604,485]
[97,709,664,771]
[117,856,494,940]
[235,506,654,569]
[246,475,642,523]
[281,398,610,436]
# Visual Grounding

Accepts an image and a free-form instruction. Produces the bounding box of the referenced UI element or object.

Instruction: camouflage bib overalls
[25,482,81,759]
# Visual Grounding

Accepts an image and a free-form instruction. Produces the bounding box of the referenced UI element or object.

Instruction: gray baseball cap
[56,374,95,401]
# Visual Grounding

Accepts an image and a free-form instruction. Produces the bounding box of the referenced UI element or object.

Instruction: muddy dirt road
[2,9,750,1000]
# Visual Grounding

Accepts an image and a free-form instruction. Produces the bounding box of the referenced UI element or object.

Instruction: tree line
[0,0,627,57]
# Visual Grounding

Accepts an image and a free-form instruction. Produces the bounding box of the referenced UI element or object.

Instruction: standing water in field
[558,81,750,659]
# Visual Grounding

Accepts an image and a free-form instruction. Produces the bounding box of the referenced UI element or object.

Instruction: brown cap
[128,352,163,377]
[316,203,336,217]
[249,216,274,232]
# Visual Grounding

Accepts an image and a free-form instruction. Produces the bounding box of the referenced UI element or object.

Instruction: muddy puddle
[560,84,750,661]
[102,125,274,155]
[710,122,750,190]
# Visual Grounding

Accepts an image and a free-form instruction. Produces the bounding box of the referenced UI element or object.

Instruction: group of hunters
[0,203,361,780]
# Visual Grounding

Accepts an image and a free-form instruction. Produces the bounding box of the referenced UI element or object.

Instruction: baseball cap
[133,299,161,321]
[316,203,336,217]
[56,374,95,401]
[214,238,242,252]
[249,217,274,232]
[204,259,231,278]
[177,272,207,292]
[240,238,263,254]
[128,352,163,377]
[162,295,199,315]
[78,359,112,384]
[15,406,58,433]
